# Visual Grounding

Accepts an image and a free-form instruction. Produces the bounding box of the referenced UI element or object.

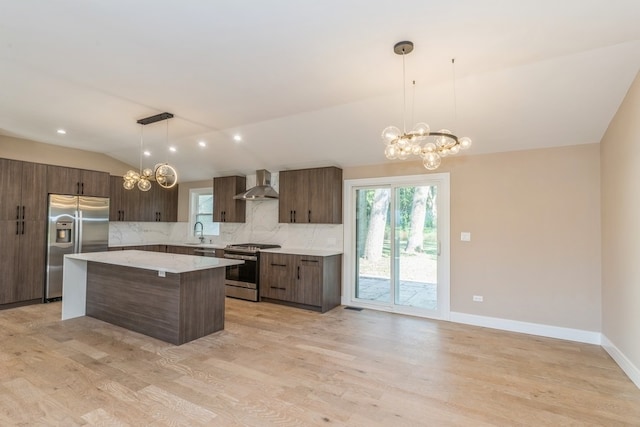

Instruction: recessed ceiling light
[198,141,206,147]
[169,146,177,152]
[57,129,66,134]
[233,134,242,142]
[143,150,151,156]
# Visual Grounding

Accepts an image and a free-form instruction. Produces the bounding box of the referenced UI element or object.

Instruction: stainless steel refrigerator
[45,194,109,301]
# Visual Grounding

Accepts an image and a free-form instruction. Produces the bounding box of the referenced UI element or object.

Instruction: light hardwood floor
[1,299,639,426]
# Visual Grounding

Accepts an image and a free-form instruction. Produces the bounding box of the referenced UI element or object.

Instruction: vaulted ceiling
[1,1,639,181]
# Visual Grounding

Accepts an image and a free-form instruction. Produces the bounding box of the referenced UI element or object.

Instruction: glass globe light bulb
[137,178,152,192]
[411,143,423,156]
[423,152,441,170]
[381,126,401,145]
[411,122,430,140]
[396,135,410,150]
[449,144,460,155]
[397,147,410,160]
[123,179,135,190]
[423,142,436,154]
[384,144,398,159]
[459,137,472,149]
[142,168,154,178]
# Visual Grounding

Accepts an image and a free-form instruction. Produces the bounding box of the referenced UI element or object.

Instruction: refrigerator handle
[77,210,83,253]
[73,210,79,253]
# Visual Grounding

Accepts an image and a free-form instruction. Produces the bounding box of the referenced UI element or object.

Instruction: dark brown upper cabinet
[278,166,342,224]
[47,165,110,197]
[109,175,178,222]
[213,176,246,223]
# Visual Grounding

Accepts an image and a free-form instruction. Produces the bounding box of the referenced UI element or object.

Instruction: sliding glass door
[347,174,449,319]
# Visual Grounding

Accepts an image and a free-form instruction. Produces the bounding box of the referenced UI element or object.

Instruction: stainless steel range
[223,243,281,301]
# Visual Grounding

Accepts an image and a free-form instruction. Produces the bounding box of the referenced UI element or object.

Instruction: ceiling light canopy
[382,41,472,170]
[123,112,178,191]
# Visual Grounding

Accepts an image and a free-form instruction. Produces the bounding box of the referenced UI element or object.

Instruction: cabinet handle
[270,286,286,290]
[21,221,25,235]
[297,266,300,280]
[16,205,20,220]
[81,182,84,194]
[308,210,311,223]
[76,182,80,194]
[270,263,287,267]
[22,206,25,219]
[16,221,19,235]
[289,210,293,222]
[301,259,319,263]
[293,210,296,223]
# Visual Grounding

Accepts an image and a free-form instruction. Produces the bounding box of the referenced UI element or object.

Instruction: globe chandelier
[123,112,178,191]
[382,41,472,170]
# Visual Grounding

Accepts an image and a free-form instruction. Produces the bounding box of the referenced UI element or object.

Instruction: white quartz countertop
[66,250,242,274]
[261,248,343,257]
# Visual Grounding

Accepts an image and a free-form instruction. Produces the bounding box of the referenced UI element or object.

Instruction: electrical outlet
[158,270,166,277]
[473,295,483,302]
[461,232,471,242]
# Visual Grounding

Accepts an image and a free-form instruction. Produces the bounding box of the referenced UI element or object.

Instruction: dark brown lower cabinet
[0,220,46,307]
[0,159,47,308]
[166,246,200,255]
[260,252,341,313]
[109,245,204,255]
[85,262,225,345]
[260,253,297,302]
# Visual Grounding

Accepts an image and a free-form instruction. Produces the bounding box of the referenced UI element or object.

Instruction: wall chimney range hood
[233,169,279,200]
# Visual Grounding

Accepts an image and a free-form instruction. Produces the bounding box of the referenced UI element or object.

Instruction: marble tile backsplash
[109,172,344,251]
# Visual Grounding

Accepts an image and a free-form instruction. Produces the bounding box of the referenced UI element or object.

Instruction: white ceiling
[1,1,639,181]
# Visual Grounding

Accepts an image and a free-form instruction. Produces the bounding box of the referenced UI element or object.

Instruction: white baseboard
[601,335,640,389]
[449,312,602,345]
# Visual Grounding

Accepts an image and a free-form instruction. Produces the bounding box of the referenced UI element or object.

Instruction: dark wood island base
[86,262,225,345]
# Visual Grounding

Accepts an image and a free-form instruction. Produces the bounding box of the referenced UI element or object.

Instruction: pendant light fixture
[122,112,177,191]
[382,41,472,170]
[153,116,178,189]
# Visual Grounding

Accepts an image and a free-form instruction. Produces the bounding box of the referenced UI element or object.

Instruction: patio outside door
[346,174,450,319]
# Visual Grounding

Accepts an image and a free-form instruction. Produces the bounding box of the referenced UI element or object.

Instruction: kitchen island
[62,250,242,345]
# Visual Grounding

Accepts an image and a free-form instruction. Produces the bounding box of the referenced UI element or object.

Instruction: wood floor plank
[0,299,639,425]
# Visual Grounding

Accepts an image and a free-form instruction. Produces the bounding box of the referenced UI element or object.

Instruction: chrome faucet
[194,221,205,243]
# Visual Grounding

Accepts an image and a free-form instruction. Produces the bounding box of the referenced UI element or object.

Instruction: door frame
[343,173,450,320]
